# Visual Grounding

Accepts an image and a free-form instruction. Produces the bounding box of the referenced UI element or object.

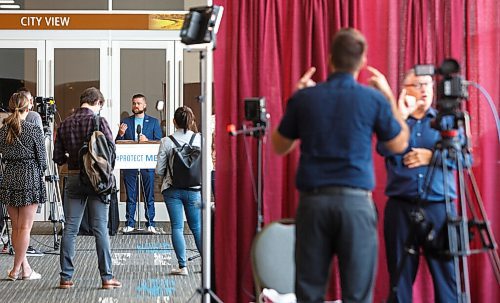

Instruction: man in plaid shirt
[53,87,121,290]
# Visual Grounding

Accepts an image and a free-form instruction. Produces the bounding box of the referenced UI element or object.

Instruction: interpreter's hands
[398,89,417,120]
[366,66,394,101]
[118,123,128,136]
[296,67,317,91]
[403,148,433,168]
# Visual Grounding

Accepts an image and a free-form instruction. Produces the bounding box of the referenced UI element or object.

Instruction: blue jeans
[60,175,113,282]
[163,188,202,268]
[123,169,156,227]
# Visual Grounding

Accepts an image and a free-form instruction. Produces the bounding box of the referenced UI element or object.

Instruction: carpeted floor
[0,222,205,303]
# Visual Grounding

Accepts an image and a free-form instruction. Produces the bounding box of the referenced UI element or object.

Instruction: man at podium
[115,94,162,233]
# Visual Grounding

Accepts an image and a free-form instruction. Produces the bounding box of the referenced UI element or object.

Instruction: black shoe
[26,246,44,256]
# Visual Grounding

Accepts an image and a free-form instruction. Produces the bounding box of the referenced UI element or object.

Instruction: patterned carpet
[0,222,206,303]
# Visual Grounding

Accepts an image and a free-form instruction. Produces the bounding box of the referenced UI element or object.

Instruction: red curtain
[213,1,500,302]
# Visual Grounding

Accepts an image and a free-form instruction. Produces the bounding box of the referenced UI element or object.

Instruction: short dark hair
[80,87,104,106]
[132,94,146,100]
[330,28,367,73]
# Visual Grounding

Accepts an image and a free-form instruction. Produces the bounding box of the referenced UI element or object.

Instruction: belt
[304,186,372,197]
[391,196,445,205]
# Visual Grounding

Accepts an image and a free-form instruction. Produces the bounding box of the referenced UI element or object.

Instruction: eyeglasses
[404,81,434,89]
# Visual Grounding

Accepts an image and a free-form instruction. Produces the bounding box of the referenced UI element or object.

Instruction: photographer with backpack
[155,106,202,276]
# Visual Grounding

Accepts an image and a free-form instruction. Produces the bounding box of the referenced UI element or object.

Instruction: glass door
[111,40,175,137]
[45,41,109,222]
[0,41,46,221]
[111,40,175,221]
[0,40,46,110]
[45,40,110,124]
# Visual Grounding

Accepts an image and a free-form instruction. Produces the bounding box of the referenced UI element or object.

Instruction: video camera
[35,97,56,127]
[414,59,469,130]
[245,97,268,127]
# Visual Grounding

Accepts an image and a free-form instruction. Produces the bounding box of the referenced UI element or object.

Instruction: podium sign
[115,141,160,169]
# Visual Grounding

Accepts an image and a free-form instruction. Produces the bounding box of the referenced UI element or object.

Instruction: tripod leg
[1,212,13,255]
[464,168,500,284]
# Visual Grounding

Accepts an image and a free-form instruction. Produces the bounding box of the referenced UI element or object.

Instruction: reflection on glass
[0,48,37,111]
[54,49,99,120]
[18,0,107,10]
[113,0,183,10]
[120,49,165,125]
[119,48,166,202]
[183,49,202,131]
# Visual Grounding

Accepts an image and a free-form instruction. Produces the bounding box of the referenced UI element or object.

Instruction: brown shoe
[102,278,122,289]
[59,279,74,289]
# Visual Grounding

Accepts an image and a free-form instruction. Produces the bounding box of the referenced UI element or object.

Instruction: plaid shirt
[53,107,114,170]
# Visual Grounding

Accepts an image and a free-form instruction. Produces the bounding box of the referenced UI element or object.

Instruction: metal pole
[200,44,213,303]
[256,135,263,233]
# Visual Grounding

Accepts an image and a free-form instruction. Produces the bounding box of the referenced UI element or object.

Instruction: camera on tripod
[35,97,57,128]
[415,59,469,130]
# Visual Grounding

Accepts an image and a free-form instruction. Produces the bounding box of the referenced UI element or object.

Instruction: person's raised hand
[366,66,393,100]
[296,67,317,91]
[398,88,417,120]
[118,123,128,136]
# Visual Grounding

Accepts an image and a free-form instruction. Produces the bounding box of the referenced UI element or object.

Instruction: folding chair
[251,218,295,299]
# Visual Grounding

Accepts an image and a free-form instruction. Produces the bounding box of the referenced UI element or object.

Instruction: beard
[133,108,145,115]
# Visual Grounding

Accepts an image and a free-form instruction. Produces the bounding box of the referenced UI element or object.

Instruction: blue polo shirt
[376,108,470,201]
[278,72,402,191]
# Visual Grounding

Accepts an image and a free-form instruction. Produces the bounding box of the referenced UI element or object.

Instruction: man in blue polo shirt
[377,69,468,302]
[272,28,409,303]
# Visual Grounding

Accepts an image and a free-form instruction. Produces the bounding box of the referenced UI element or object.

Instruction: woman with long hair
[0,92,47,280]
[155,106,202,275]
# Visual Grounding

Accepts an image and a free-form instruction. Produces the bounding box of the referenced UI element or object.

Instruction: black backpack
[78,115,117,201]
[167,133,202,189]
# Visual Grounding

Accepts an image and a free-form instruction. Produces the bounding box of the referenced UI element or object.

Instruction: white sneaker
[122,226,134,233]
[22,270,42,280]
[147,226,158,234]
[171,267,188,276]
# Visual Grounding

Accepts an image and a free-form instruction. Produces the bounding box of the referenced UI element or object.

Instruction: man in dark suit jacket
[115,94,162,233]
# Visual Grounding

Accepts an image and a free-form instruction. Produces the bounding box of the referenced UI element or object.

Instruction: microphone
[136,124,142,143]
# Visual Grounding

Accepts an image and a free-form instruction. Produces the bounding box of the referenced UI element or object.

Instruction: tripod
[1,203,13,254]
[387,116,500,303]
[43,120,65,250]
[0,156,14,255]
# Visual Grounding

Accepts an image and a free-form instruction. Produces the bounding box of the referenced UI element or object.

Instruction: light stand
[180,3,223,303]
[227,122,268,233]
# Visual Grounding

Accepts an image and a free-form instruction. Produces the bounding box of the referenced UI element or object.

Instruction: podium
[115,141,161,233]
[115,140,160,169]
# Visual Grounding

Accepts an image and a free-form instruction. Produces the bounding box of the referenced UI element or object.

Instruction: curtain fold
[213,1,500,302]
